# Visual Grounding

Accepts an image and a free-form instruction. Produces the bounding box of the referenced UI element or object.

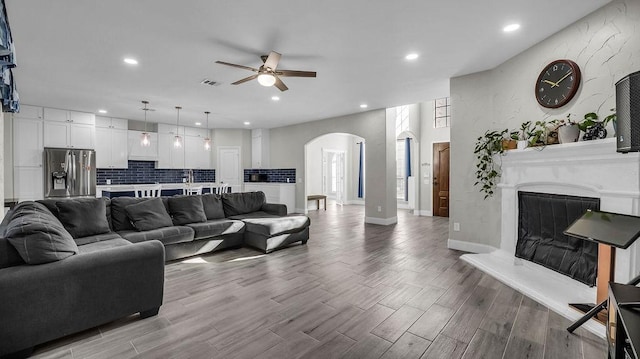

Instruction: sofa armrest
[0,240,165,356]
[261,202,287,216]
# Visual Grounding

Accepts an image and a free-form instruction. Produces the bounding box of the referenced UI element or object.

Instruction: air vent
[200,79,220,86]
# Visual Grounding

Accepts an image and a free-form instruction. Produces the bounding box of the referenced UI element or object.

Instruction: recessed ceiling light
[271,96,280,101]
[405,53,419,60]
[98,109,107,114]
[244,121,251,126]
[503,23,520,33]
[195,122,202,126]
[360,104,368,109]
[123,58,138,65]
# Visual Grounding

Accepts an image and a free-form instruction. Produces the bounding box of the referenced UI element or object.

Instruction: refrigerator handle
[70,152,76,192]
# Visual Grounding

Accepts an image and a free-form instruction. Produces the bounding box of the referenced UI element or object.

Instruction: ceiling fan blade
[263,51,281,70]
[231,74,258,85]
[274,76,288,92]
[215,61,258,72]
[276,70,317,78]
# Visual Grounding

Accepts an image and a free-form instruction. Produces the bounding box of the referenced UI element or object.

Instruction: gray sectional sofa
[0,191,310,357]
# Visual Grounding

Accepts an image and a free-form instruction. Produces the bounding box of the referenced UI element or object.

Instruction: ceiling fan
[215,51,316,92]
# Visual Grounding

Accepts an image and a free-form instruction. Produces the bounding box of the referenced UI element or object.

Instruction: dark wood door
[433,142,450,217]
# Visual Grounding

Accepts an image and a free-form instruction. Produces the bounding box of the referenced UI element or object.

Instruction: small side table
[307,195,327,211]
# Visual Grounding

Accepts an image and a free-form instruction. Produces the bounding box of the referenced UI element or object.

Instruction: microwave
[249,174,268,182]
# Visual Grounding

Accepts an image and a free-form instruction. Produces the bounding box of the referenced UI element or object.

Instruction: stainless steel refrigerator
[44,148,96,198]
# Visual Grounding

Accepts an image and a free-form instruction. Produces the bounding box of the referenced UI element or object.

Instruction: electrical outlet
[454,222,460,231]
[106,179,111,185]
[377,206,382,212]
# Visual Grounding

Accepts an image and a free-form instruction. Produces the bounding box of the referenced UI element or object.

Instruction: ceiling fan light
[140,132,151,147]
[257,73,276,87]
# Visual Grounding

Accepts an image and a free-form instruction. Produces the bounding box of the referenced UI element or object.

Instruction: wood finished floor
[32,205,607,359]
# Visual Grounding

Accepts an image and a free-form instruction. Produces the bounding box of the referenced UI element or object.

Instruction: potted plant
[502,131,519,150]
[604,108,617,135]
[579,112,607,141]
[554,114,580,144]
[528,120,548,147]
[474,129,508,199]
[518,121,531,149]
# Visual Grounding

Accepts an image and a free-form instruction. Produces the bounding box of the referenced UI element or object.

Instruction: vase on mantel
[558,124,580,144]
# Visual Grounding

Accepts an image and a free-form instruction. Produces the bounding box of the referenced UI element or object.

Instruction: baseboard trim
[447,239,496,254]
[365,216,398,225]
[415,210,432,216]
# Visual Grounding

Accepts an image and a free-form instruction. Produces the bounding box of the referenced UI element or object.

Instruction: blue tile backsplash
[244,168,296,183]
[97,161,215,185]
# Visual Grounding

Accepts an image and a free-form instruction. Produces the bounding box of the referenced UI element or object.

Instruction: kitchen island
[96,182,242,198]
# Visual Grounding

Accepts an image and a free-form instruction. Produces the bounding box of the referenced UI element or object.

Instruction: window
[434,97,450,128]
[395,105,409,137]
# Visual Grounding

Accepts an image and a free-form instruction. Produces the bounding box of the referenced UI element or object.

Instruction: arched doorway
[303,133,365,214]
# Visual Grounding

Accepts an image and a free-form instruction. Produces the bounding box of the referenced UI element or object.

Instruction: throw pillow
[125,198,173,231]
[6,202,78,264]
[168,195,207,225]
[221,191,266,216]
[201,194,225,219]
[56,198,111,238]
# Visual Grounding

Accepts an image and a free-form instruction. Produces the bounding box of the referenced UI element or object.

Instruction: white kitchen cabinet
[96,116,128,130]
[96,127,128,168]
[128,130,158,161]
[243,183,296,213]
[15,104,43,120]
[157,132,185,169]
[13,117,43,167]
[251,128,269,168]
[43,108,96,149]
[184,127,211,169]
[14,167,43,201]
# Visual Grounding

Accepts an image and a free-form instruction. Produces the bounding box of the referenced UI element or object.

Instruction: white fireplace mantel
[462,138,640,337]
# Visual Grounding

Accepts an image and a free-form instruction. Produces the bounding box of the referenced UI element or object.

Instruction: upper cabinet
[156,124,211,169]
[251,129,270,168]
[95,117,128,168]
[43,108,95,149]
[12,105,43,167]
[128,130,158,161]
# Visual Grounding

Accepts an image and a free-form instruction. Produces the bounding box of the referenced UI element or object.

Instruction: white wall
[306,133,364,206]
[270,109,398,222]
[211,128,252,169]
[449,0,640,249]
[419,100,451,215]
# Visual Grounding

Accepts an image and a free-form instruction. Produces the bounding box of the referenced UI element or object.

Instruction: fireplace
[460,138,640,337]
[516,191,599,286]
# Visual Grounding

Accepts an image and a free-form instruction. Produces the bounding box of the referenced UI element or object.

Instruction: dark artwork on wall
[516,191,600,286]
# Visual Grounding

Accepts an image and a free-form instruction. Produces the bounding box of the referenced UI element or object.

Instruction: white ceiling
[6,0,611,129]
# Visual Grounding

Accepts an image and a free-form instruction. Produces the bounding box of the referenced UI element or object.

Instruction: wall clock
[535,59,581,108]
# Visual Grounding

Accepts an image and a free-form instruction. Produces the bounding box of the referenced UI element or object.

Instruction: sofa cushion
[56,198,111,239]
[242,216,311,237]
[78,237,132,254]
[110,197,169,232]
[125,198,174,231]
[222,192,266,217]
[0,210,25,269]
[74,232,123,246]
[185,219,245,239]
[5,202,78,264]
[118,226,194,246]
[37,198,113,231]
[228,211,280,220]
[168,195,207,225]
[201,194,225,220]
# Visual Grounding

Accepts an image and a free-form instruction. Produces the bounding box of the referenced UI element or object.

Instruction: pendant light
[203,111,212,151]
[174,106,182,148]
[140,100,151,147]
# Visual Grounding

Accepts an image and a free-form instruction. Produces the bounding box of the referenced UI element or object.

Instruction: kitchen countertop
[96,182,218,192]
[243,182,296,186]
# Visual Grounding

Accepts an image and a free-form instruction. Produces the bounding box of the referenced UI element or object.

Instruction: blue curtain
[405,137,411,201]
[357,142,364,198]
